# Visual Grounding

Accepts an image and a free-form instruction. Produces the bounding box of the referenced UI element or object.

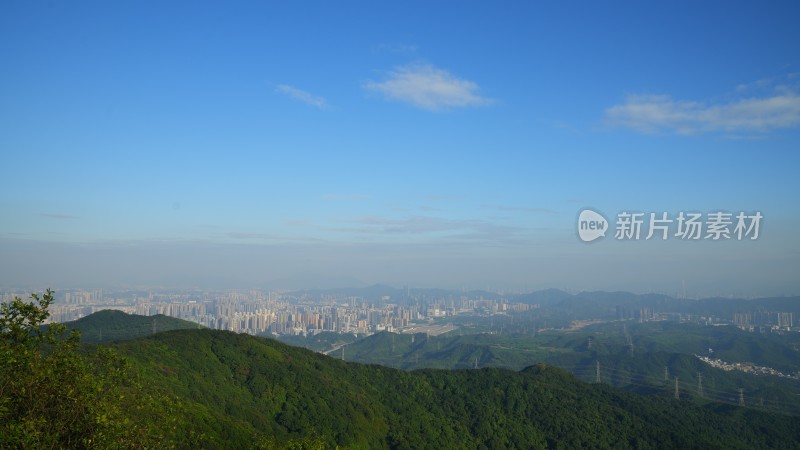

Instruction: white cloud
[605,90,800,135]
[364,63,491,111]
[275,84,328,109]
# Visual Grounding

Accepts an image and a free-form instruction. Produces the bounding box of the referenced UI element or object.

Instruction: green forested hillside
[61,310,201,343]
[6,302,800,449]
[343,326,800,415]
[112,327,800,449]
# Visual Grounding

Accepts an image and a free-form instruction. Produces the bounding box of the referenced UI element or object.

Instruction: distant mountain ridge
[280,284,800,318]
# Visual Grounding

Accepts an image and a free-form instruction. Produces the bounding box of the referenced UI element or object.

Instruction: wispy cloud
[422,194,462,202]
[228,232,281,240]
[735,73,799,94]
[364,63,492,111]
[38,213,78,220]
[322,193,370,201]
[227,232,323,243]
[275,84,328,109]
[485,205,558,214]
[605,88,800,135]
[328,215,526,245]
[283,219,312,226]
[349,216,459,234]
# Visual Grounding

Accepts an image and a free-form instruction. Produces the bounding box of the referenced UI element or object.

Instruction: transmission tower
[664,366,669,382]
[674,377,680,399]
[595,360,601,384]
[697,373,704,398]
[738,388,745,406]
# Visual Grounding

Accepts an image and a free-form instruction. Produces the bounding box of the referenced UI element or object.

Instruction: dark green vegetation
[61,309,202,343]
[343,321,800,372]
[0,291,196,448]
[342,321,800,415]
[113,328,800,449]
[3,294,800,449]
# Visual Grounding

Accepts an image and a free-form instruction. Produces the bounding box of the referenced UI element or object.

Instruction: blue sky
[1,1,799,296]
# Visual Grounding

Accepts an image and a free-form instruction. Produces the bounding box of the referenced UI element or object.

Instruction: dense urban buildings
[1,288,795,337]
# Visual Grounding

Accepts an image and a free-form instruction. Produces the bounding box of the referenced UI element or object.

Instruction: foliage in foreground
[0,290,202,449]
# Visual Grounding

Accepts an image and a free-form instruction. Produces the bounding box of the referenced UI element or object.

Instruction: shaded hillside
[343,331,512,369]
[342,328,800,416]
[61,310,201,343]
[110,327,800,449]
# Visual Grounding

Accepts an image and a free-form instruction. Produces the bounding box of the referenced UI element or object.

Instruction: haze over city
[2,1,799,297]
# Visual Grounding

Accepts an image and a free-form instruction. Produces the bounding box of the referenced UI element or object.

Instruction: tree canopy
[0,290,193,448]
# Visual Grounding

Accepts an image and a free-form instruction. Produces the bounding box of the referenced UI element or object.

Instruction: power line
[563,362,800,415]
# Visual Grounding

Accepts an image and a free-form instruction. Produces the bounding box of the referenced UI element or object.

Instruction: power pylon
[697,373,704,398]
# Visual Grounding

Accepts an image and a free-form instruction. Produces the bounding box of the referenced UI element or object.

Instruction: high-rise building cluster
[11,288,531,337]
[133,295,432,335]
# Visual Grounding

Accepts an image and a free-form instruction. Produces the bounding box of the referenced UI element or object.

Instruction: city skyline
[2,1,799,296]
